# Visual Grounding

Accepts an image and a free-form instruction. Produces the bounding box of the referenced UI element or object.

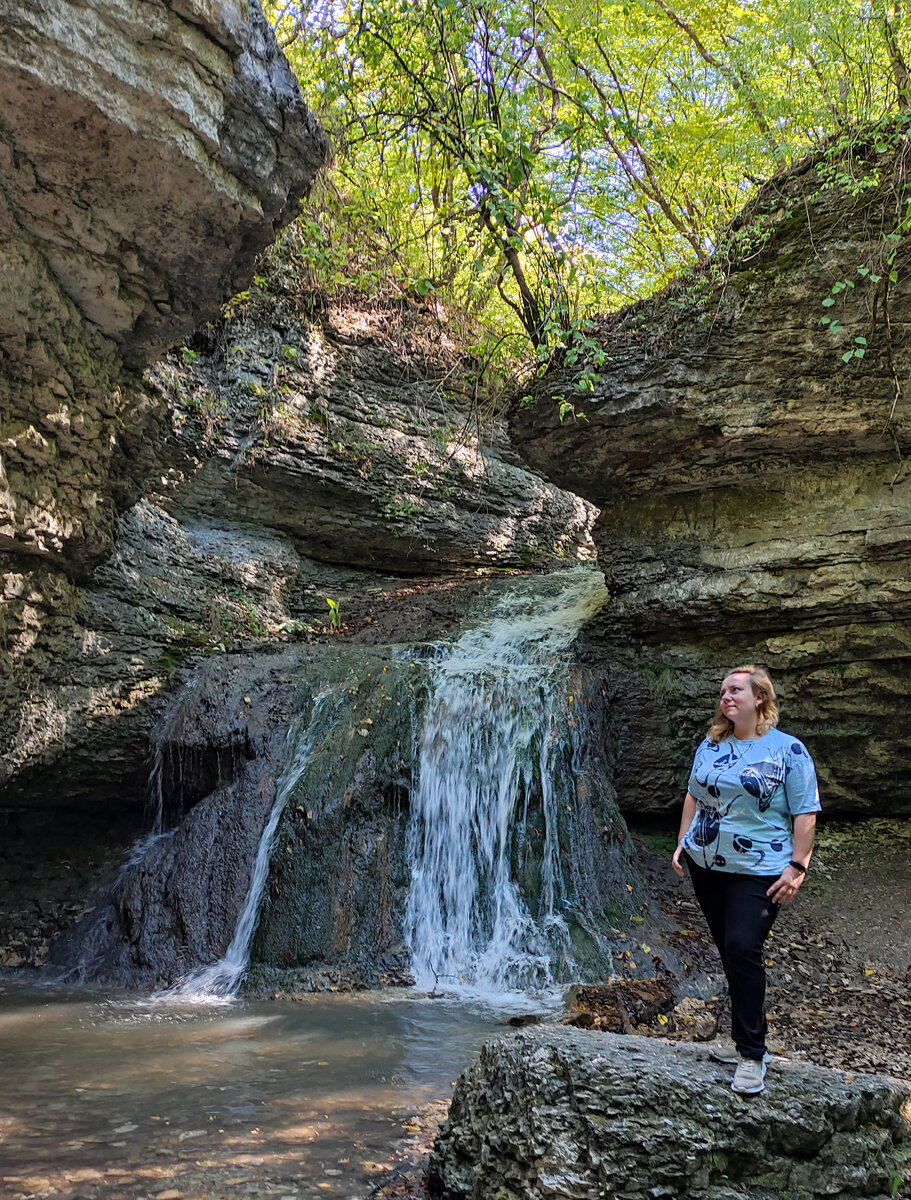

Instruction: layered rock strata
[0,0,330,818]
[511,136,911,813]
[429,1028,911,1200]
[1,302,597,814]
[0,0,329,568]
[159,306,597,572]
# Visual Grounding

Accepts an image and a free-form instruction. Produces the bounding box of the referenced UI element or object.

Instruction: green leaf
[854,336,867,345]
[890,271,899,284]
[841,350,855,363]
[822,297,836,307]
[820,316,831,325]
[857,266,870,276]
[854,347,865,358]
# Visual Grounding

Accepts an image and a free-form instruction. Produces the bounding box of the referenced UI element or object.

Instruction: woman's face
[719,672,759,725]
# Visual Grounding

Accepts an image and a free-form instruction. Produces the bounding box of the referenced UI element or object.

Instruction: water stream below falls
[0,985,502,1200]
[0,567,628,1197]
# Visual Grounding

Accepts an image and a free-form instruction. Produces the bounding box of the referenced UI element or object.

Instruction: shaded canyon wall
[512,136,911,814]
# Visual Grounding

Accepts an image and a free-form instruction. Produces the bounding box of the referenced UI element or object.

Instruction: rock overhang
[0,0,329,568]
[0,0,330,367]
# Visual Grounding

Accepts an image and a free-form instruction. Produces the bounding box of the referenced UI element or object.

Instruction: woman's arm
[791,812,816,869]
[766,812,817,904]
[671,791,698,877]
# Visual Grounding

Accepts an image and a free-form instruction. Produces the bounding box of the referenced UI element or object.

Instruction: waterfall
[146,673,202,835]
[165,690,337,1002]
[404,566,608,999]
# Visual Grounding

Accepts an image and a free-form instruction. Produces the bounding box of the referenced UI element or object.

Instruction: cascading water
[68,568,622,1001]
[166,689,339,1001]
[404,566,609,999]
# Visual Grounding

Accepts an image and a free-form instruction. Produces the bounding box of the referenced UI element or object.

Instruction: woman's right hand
[671,842,686,877]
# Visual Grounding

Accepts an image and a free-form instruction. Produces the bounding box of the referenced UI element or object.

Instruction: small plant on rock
[326,597,342,630]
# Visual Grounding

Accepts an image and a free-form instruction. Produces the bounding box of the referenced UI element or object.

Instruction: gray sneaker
[731,1055,767,1094]
[711,1046,772,1066]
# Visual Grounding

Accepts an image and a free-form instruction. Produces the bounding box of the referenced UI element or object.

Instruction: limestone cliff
[511,134,911,814]
[0,0,594,821]
[0,299,596,818]
[0,0,329,570]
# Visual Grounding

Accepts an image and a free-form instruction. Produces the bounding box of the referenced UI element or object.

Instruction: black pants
[685,854,780,1060]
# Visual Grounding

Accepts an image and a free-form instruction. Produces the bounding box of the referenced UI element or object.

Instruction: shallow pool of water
[0,984,508,1200]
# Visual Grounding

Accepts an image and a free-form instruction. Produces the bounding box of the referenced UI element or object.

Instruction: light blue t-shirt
[682,727,821,876]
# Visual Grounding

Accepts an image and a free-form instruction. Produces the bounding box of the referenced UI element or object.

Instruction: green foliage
[374,491,417,522]
[265,0,911,373]
[326,596,342,630]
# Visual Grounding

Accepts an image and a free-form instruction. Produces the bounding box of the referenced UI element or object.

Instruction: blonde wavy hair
[707,664,779,743]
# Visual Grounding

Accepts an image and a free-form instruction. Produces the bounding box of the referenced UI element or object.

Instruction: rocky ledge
[158,304,597,572]
[0,301,597,815]
[511,132,911,815]
[429,1028,911,1200]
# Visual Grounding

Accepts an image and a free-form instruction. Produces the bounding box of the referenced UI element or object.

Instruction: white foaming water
[165,692,336,1003]
[404,567,608,1001]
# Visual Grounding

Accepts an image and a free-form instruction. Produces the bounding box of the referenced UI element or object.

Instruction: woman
[671,664,820,1095]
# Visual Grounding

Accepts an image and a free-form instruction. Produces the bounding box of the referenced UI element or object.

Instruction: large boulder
[510,133,911,814]
[429,1028,911,1200]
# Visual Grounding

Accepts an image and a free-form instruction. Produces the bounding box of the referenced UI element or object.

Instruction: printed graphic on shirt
[682,727,821,876]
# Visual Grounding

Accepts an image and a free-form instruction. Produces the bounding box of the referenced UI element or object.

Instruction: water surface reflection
[0,987,503,1199]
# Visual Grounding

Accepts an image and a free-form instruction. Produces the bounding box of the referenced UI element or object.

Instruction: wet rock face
[0,0,328,567]
[510,140,911,813]
[429,1029,911,1200]
[49,648,301,986]
[48,590,639,990]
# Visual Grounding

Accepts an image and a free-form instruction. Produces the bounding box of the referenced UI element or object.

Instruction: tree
[266,0,911,362]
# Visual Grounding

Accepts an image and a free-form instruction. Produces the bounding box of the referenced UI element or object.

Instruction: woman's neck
[732,719,760,740]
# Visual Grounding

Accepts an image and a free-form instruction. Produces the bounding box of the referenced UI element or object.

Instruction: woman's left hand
[766,866,805,905]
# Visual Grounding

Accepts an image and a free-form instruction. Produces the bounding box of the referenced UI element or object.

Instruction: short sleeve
[784,739,822,815]
[687,740,707,801]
